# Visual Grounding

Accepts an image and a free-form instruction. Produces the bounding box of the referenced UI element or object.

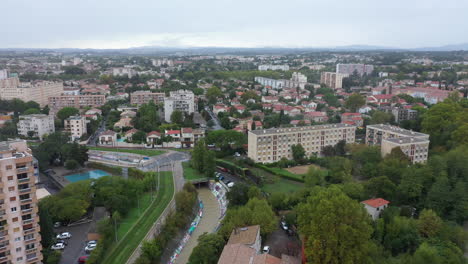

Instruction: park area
[100,171,174,264]
[88,146,165,157]
[182,162,207,181]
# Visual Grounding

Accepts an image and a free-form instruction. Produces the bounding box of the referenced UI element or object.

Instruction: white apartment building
[17,114,55,140]
[64,115,88,141]
[164,90,195,122]
[152,58,174,67]
[0,69,8,80]
[112,67,136,78]
[336,63,374,76]
[366,124,430,163]
[248,124,356,163]
[0,140,43,263]
[0,78,64,107]
[320,72,349,89]
[254,72,307,90]
[258,64,290,71]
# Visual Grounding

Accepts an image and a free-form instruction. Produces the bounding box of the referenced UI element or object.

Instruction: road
[88,117,107,146]
[204,106,223,130]
[175,188,221,264]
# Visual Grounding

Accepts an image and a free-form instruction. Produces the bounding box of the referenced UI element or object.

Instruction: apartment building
[320,72,348,89]
[254,72,308,90]
[64,116,88,141]
[248,124,356,163]
[0,69,8,80]
[17,115,55,140]
[0,140,43,263]
[366,124,429,163]
[164,90,195,122]
[0,78,64,107]
[130,91,165,106]
[258,64,290,71]
[48,95,106,114]
[112,67,136,78]
[336,63,374,76]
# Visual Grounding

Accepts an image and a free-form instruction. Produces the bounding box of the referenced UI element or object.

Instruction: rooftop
[250,123,354,136]
[384,137,429,145]
[362,198,390,208]
[367,124,428,138]
[227,225,260,246]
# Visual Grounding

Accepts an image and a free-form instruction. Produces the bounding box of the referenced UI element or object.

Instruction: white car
[227,182,235,188]
[263,246,270,254]
[87,240,97,247]
[56,232,72,239]
[281,221,288,231]
[51,243,65,250]
[85,244,97,252]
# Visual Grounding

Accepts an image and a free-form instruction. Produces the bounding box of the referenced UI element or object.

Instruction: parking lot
[264,225,302,259]
[55,222,94,264]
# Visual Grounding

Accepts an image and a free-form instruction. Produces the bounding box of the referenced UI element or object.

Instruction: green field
[262,178,305,194]
[88,147,165,156]
[182,162,207,180]
[101,171,174,264]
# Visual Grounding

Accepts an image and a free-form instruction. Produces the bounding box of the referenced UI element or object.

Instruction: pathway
[175,187,222,264]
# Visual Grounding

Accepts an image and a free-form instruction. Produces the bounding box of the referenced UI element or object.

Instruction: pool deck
[47,167,99,188]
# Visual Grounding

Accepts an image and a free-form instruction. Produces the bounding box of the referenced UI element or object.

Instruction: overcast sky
[2,0,467,49]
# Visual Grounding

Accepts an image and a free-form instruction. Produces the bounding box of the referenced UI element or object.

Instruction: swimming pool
[65,170,110,182]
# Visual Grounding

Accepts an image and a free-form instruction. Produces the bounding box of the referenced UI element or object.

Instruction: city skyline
[2,0,468,49]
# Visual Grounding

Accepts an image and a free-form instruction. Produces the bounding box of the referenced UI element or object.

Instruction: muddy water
[175,187,221,264]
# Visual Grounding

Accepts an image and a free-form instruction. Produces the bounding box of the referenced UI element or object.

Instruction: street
[204,106,223,130]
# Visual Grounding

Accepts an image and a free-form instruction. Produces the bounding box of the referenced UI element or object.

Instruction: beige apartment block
[164,90,195,122]
[64,115,88,141]
[320,72,348,89]
[248,123,356,163]
[0,78,63,107]
[48,95,106,114]
[17,115,55,140]
[366,124,430,163]
[130,91,165,106]
[0,140,43,264]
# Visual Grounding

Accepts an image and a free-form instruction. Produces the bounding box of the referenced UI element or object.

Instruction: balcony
[21,208,33,214]
[24,228,35,234]
[22,219,34,225]
[18,177,30,183]
[20,198,33,205]
[19,188,31,194]
[16,166,30,173]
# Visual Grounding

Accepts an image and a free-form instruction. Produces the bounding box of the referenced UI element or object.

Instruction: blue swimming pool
[65,170,110,182]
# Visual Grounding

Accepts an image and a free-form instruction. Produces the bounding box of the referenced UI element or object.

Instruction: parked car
[227,182,235,188]
[51,243,65,250]
[56,239,68,246]
[56,232,72,239]
[263,246,270,254]
[281,221,288,231]
[87,240,97,247]
[78,256,89,263]
[234,152,241,157]
[53,222,61,228]
[85,244,97,252]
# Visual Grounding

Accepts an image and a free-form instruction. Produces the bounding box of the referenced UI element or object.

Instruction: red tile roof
[362,198,390,208]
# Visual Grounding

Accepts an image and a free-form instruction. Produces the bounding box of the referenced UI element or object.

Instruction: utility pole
[114,217,118,242]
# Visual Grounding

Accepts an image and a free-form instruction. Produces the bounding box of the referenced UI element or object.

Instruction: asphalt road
[204,106,223,130]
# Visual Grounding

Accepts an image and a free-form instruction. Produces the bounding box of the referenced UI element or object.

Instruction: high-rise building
[17,114,55,140]
[248,124,356,163]
[164,90,195,122]
[366,124,429,163]
[64,115,88,141]
[254,72,308,90]
[130,91,165,106]
[336,63,374,76]
[0,78,64,107]
[0,140,43,263]
[320,72,348,89]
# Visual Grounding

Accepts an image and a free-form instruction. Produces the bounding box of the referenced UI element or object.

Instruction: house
[181,127,194,148]
[99,130,117,145]
[234,105,246,114]
[146,131,161,145]
[227,225,261,253]
[120,110,137,118]
[341,113,363,127]
[214,104,229,115]
[114,117,132,129]
[125,128,139,140]
[361,198,390,220]
[165,130,181,142]
[304,112,328,123]
[367,94,393,106]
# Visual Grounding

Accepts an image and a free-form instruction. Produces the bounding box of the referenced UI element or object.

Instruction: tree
[291,144,305,163]
[170,110,184,125]
[23,108,41,115]
[191,139,207,172]
[189,233,225,264]
[370,111,393,124]
[57,107,79,122]
[345,93,366,112]
[131,131,147,143]
[297,186,374,264]
[132,101,160,132]
[383,216,420,255]
[206,86,222,104]
[364,176,396,201]
[418,209,443,238]
[65,159,79,170]
[204,150,216,178]
[304,166,326,187]
[226,183,250,207]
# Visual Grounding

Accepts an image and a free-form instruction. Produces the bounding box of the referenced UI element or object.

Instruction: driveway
[264,228,302,259]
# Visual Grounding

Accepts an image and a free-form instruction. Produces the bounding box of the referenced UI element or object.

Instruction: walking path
[175,188,222,264]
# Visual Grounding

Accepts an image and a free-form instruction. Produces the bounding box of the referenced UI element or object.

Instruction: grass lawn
[88,147,165,157]
[101,171,174,264]
[262,178,305,194]
[267,167,305,181]
[182,162,207,181]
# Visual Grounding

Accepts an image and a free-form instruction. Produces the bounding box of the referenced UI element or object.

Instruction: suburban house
[361,198,390,220]
[146,131,161,145]
[341,113,364,127]
[99,130,117,145]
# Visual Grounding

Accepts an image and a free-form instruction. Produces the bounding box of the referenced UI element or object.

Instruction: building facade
[258,64,290,71]
[255,72,308,90]
[17,115,55,140]
[320,72,348,89]
[164,90,195,122]
[48,95,106,114]
[0,78,64,107]
[366,124,429,163]
[0,140,43,263]
[336,63,374,76]
[112,67,136,78]
[64,116,87,141]
[248,124,356,163]
[130,91,165,106]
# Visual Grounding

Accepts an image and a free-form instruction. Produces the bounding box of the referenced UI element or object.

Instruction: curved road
[175,188,222,264]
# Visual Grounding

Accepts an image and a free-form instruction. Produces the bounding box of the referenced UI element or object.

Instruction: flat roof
[250,123,355,136]
[384,137,429,144]
[367,124,428,138]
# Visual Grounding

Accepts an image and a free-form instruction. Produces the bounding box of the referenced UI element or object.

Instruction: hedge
[87,162,122,176]
[254,164,305,183]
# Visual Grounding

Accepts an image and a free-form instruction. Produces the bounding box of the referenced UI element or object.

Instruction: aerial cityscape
[1,1,468,264]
